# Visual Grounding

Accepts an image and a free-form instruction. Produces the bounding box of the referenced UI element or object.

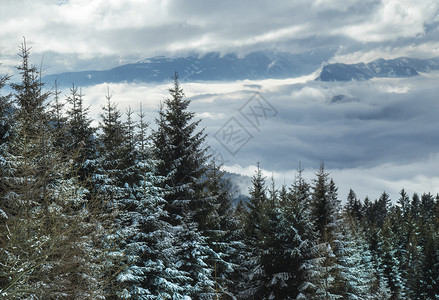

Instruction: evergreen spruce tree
[420,192,435,223]
[6,38,52,225]
[0,71,12,205]
[65,84,97,183]
[374,191,391,227]
[270,168,315,299]
[397,189,411,219]
[0,39,112,298]
[0,67,12,293]
[48,80,68,155]
[96,88,127,193]
[117,153,182,298]
[152,72,210,225]
[403,228,424,298]
[310,164,337,240]
[344,189,362,222]
[337,216,376,299]
[202,161,243,297]
[420,230,439,299]
[378,216,405,299]
[245,163,268,244]
[362,196,373,226]
[152,73,216,297]
[94,89,144,298]
[366,227,392,298]
[285,169,316,299]
[257,176,295,299]
[279,183,288,203]
[304,163,345,299]
[0,72,11,143]
[239,163,267,298]
[393,189,414,297]
[104,102,187,299]
[411,192,421,218]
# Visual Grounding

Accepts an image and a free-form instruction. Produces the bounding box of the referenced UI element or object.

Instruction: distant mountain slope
[316,57,439,81]
[42,52,439,86]
[42,50,333,86]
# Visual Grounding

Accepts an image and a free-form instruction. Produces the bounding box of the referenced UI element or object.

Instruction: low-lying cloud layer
[68,71,439,201]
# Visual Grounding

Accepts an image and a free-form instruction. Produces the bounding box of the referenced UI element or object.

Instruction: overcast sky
[1,0,438,74]
[1,0,439,201]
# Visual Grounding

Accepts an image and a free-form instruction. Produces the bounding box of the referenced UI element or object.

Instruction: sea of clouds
[70,71,439,201]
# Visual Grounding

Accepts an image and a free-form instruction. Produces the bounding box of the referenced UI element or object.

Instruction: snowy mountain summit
[316,57,439,81]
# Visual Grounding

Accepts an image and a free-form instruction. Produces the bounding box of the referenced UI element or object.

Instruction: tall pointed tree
[0,71,12,204]
[48,80,68,155]
[310,163,339,241]
[305,163,345,299]
[65,84,97,183]
[97,88,125,187]
[344,189,362,222]
[420,230,439,299]
[0,39,113,299]
[152,72,210,226]
[285,168,316,299]
[202,161,243,297]
[151,73,216,296]
[239,163,267,298]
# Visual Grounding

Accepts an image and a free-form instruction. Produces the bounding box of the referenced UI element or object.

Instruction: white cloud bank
[0,0,438,73]
[61,70,439,202]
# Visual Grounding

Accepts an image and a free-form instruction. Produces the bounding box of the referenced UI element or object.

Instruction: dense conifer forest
[1,42,439,299]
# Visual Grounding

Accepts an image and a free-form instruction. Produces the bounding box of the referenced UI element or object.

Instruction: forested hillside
[1,42,438,299]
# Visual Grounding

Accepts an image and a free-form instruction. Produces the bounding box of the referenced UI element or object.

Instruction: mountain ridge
[316,57,439,81]
[41,51,439,86]
[42,50,333,86]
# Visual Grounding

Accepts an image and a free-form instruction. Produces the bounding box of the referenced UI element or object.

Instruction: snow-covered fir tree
[0,39,112,299]
[64,83,97,183]
[152,73,218,297]
[337,215,376,299]
[112,103,194,299]
[258,177,298,299]
[152,73,211,226]
[284,168,316,299]
[202,161,244,297]
[94,90,141,298]
[0,71,12,207]
[304,164,345,299]
[378,217,406,299]
[420,230,439,299]
[239,163,267,298]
